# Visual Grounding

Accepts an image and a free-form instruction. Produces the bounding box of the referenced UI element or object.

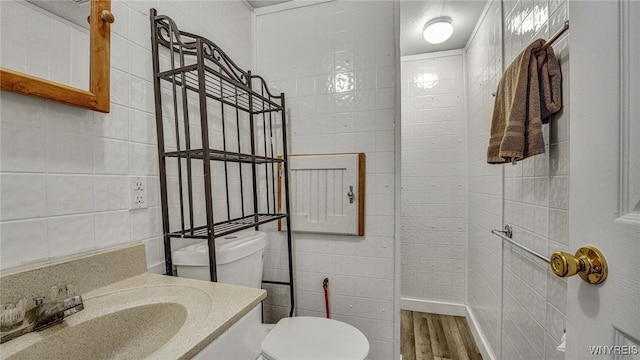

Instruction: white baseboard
[465,307,496,360]
[400,297,466,317]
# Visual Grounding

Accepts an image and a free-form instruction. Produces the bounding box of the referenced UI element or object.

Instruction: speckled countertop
[0,244,266,360]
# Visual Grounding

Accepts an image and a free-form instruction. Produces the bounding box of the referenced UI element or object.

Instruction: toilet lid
[261,317,369,360]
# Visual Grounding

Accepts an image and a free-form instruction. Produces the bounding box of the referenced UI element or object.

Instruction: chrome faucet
[32,295,84,330]
[0,295,84,344]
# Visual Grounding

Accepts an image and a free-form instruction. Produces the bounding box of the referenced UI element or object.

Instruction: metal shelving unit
[150,9,295,316]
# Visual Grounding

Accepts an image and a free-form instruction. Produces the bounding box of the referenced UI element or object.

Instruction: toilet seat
[261,317,369,360]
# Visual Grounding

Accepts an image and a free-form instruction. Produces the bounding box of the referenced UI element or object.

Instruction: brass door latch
[550,246,608,284]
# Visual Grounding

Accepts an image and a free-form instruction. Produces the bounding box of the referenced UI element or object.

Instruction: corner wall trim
[465,306,497,360]
[401,49,464,63]
[254,0,333,16]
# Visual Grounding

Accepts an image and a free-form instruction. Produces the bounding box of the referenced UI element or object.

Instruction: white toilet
[173,230,370,360]
[261,316,369,360]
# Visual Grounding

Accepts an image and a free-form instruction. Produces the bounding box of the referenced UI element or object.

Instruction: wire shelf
[158,65,282,115]
[163,149,284,164]
[168,213,287,239]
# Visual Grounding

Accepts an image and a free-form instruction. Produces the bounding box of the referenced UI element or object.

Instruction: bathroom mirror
[0,0,112,113]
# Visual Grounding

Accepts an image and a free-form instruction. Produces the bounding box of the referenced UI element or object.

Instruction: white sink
[1,274,265,360]
[6,302,187,360]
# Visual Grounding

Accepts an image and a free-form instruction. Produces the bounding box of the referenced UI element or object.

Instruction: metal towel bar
[537,21,570,53]
[491,225,550,264]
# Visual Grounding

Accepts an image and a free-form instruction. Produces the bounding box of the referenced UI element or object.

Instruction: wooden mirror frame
[0,0,111,113]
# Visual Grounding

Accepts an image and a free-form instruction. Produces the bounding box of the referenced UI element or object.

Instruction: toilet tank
[172,231,266,289]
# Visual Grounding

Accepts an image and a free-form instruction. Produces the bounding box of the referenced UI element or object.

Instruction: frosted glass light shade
[423,18,454,44]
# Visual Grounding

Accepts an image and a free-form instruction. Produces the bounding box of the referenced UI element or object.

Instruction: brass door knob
[550,246,607,284]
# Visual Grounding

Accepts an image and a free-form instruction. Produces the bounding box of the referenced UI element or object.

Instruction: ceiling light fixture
[423,17,454,44]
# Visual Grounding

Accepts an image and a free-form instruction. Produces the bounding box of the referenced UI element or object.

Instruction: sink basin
[0,273,265,360]
[0,280,215,360]
[6,303,187,360]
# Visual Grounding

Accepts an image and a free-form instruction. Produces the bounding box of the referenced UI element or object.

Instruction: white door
[567,1,640,358]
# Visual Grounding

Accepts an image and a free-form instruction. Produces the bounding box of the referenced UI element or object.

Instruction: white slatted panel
[285,154,362,235]
[291,169,345,220]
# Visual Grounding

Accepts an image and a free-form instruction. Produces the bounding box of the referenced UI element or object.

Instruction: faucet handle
[50,283,78,300]
[1,298,26,331]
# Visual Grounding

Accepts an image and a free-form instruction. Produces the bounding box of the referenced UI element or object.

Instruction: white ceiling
[400,0,487,56]
[249,0,487,56]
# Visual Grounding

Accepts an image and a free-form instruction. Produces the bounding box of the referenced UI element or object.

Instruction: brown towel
[487,39,562,164]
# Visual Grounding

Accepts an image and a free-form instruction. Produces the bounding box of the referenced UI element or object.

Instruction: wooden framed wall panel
[280,153,365,236]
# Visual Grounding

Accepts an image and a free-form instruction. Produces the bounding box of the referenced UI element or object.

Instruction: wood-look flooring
[401,310,482,360]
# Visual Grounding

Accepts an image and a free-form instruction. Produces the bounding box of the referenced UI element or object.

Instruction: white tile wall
[400,52,466,304]
[255,2,396,358]
[501,0,570,358]
[465,0,570,359]
[0,0,252,271]
[465,0,503,355]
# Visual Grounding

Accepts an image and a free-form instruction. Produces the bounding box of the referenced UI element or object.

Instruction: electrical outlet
[130,177,148,209]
